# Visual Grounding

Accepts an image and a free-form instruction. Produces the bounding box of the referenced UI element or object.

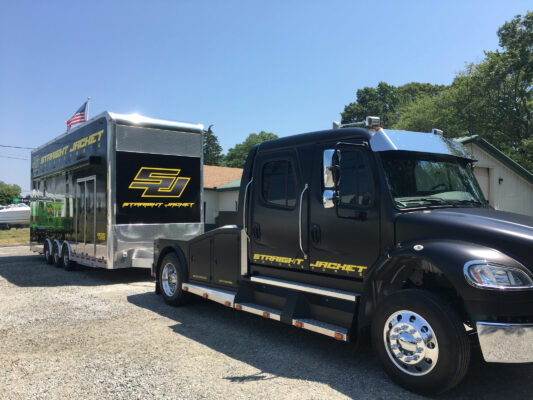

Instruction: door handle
[299,184,309,259]
[311,224,321,244]
[252,223,261,239]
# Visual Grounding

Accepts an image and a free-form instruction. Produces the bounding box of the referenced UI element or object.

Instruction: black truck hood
[395,208,533,268]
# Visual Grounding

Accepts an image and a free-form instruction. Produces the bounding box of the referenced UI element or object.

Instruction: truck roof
[257,127,472,159]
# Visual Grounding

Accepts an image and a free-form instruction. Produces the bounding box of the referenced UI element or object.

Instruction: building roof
[455,135,533,185]
[216,178,241,191]
[203,165,243,189]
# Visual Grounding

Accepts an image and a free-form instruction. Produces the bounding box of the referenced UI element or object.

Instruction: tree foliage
[0,181,21,205]
[342,12,533,172]
[203,125,224,166]
[341,82,445,127]
[224,131,278,168]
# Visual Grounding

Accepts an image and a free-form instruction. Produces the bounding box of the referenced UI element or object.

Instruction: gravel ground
[1,246,532,400]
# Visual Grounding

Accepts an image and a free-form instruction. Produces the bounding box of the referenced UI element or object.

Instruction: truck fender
[155,244,188,281]
[357,239,521,331]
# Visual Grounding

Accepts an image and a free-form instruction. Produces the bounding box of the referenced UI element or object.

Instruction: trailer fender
[61,241,72,258]
[44,238,53,255]
[52,239,62,254]
[357,239,520,332]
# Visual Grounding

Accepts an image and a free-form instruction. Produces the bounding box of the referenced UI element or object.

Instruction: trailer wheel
[53,243,62,268]
[44,242,53,264]
[371,289,470,395]
[62,245,75,271]
[158,253,190,306]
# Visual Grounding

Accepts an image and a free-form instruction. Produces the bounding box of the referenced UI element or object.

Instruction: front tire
[158,253,190,306]
[371,289,470,395]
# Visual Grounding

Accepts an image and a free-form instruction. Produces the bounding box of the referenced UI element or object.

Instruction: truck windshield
[380,151,487,209]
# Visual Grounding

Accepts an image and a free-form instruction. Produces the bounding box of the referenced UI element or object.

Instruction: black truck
[152,117,533,394]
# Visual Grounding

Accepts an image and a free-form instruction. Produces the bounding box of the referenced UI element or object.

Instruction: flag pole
[86,97,91,120]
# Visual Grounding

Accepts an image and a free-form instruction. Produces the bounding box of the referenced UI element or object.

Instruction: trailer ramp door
[75,176,96,256]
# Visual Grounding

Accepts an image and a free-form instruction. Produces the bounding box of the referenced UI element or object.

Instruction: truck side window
[339,151,373,208]
[262,160,296,208]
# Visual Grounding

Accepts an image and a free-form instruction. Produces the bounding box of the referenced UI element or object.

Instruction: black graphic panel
[116,151,201,224]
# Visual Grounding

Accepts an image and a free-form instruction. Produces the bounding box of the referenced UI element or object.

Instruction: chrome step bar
[235,302,282,321]
[250,276,359,302]
[293,318,348,341]
[182,283,235,307]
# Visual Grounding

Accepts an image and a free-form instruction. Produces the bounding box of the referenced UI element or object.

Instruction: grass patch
[0,228,29,245]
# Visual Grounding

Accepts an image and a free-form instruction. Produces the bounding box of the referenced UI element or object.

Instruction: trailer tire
[158,253,190,306]
[371,289,470,395]
[44,241,53,264]
[62,244,75,271]
[53,242,62,268]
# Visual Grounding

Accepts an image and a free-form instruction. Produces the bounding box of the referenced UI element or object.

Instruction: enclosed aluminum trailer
[30,112,203,269]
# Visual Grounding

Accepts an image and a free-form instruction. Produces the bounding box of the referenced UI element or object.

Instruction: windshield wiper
[402,197,459,208]
[453,199,486,207]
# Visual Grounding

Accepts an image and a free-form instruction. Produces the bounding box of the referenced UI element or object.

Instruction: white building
[456,135,533,217]
[203,166,242,230]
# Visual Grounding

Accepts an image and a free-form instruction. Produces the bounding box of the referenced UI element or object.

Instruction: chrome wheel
[162,262,178,297]
[63,251,69,266]
[53,248,59,265]
[383,310,439,376]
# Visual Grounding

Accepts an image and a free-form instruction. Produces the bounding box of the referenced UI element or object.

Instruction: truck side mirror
[323,149,335,189]
[323,149,341,209]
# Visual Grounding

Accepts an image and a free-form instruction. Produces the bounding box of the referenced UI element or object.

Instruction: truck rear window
[261,160,296,208]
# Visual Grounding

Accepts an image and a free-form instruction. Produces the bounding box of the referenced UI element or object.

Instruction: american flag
[66,101,88,132]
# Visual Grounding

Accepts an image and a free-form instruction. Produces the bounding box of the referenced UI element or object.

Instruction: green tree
[225,131,278,168]
[0,181,21,205]
[203,125,224,166]
[341,82,445,127]
[393,12,533,172]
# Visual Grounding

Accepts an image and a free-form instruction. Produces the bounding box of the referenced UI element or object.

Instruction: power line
[0,155,29,160]
[0,144,34,150]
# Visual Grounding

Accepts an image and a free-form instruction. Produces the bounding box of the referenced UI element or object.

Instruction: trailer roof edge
[32,111,204,154]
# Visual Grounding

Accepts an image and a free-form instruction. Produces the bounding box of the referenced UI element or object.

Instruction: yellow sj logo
[128,167,190,198]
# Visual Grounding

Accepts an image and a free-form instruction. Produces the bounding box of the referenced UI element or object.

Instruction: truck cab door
[308,143,380,280]
[249,150,308,271]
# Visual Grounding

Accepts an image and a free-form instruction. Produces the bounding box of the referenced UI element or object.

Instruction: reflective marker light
[262,312,270,318]
[224,301,231,307]
[294,321,303,328]
[334,333,344,340]
[464,261,533,290]
[235,304,242,310]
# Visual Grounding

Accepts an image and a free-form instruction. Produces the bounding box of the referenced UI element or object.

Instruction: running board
[250,275,359,302]
[292,318,348,341]
[181,281,350,342]
[182,283,235,307]
[235,302,282,321]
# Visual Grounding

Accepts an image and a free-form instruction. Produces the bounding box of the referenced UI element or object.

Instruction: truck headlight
[464,261,533,289]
